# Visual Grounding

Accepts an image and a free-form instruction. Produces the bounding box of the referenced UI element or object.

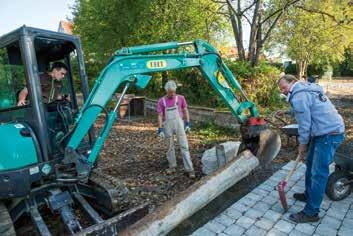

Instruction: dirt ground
[16,78,353,235]
[321,78,353,152]
[94,117,236,212]
[94,78,353,218]
[94,117,297,214]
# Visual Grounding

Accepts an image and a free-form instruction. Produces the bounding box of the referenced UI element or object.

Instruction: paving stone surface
[190,161,353,236]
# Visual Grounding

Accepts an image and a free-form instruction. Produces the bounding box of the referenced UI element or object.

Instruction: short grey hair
[164,80,177,91]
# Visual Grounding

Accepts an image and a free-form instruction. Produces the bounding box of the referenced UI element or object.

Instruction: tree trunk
[303,61,308,79]
[251,13,263,66]
[236,13,246,60]
[205,18,211,42]
[228,3,245,61]
[162,71,169,88]
[297,60,308,79]
[248,0,261,62]
[296,61,301,79]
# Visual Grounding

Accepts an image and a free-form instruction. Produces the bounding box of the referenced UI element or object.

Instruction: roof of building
[58,20,74,34]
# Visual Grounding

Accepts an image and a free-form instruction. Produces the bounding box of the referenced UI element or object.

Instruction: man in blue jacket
[278,74,345,223]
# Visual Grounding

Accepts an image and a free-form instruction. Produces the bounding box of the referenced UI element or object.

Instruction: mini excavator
[0,26,280,235]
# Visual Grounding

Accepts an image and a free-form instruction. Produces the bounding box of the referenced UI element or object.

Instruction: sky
[0,0,75,36]
[0,0,284,61]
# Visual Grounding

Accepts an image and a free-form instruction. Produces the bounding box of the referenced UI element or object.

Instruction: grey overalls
[163,96,194,172]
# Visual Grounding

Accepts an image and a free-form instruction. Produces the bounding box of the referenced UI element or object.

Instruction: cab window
[0,42,29,110]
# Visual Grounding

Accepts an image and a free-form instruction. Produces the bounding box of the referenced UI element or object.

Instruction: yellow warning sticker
[215,71,230,88]
[146,60,167,69]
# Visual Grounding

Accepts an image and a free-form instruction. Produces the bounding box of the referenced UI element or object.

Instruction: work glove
[298,144,308,160]
[184,121,191,133]
[157,127,165,139]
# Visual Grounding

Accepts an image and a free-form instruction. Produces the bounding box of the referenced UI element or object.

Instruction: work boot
[293,193,307,202]
[289,211,319,223]
[166,167,176,175]
[187,171,196,179]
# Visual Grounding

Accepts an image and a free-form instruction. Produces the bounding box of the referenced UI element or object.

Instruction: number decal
[147,60,167,69]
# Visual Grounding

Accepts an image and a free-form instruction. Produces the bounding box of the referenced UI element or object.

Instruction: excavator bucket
[76,203,149,236]
[240,122,281,166]
[257,129,281,166]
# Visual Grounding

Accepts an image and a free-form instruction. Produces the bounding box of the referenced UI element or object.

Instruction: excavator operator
[17,61,68,105]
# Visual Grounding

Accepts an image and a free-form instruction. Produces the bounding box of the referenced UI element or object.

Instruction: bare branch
[296,5,340,23]
[248,0,261,56]
[262,12,283,44]
[216,4,228,14]
[216,11,231,17]
[242,13,252,25]
[240,0,259,15]
[260,0,300,24]
[210,0,227,4]
[226,0,243,17]
[202,3,229,18]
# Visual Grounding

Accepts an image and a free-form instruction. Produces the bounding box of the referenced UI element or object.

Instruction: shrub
[226,60,285,109]
[141,60,286,112]
[284,63,297,75]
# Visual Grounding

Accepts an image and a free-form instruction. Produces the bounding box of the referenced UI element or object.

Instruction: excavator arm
[63,40,280,179]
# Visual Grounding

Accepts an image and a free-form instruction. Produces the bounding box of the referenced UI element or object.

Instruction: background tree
[72,0,229,79]
[336,45,353,76]
[70,0,295,109]
[267,0,353,78]
[212,0,301,66]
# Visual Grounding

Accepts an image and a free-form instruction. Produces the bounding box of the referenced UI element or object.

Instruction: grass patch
[192,122,239,144]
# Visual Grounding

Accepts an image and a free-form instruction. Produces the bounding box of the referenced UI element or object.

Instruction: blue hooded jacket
[288,82,344,144]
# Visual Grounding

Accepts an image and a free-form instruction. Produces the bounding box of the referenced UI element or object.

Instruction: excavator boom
[63,40,280,177]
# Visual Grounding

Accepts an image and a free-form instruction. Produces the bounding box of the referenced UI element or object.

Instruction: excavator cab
[0,27,92,162]
[0,26,146,235]
[0,27,94,193]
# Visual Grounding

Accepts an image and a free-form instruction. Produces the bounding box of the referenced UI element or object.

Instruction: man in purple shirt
[157,80,195,178]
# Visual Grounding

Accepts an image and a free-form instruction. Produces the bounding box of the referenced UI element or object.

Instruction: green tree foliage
[227,61,283,109]
[72,0,228,80]
[72,0,283,111]
[143,60,283,109]
[336,46,353,76]
[268,0,353,77]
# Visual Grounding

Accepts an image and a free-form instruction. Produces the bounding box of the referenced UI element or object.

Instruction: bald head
[278,74,298,95]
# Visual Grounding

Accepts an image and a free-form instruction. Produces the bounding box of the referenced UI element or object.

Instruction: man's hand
[157,128,165,139]
[17,87,28,106]
[298,144,308,159]
[184,121,191,133]
[17,100,26,106]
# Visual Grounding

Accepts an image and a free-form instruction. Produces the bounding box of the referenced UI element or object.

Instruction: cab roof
[0,25,80,48]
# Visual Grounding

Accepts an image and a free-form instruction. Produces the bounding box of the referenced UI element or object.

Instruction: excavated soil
[94,118,235,212]
[16,79,353,235]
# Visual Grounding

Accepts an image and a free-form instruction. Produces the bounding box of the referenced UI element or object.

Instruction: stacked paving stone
[191,161,353,236]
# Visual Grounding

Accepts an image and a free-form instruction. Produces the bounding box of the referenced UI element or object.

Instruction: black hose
[57,104,109,153]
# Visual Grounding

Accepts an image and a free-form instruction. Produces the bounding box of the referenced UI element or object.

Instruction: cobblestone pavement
[190,161,353,236]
